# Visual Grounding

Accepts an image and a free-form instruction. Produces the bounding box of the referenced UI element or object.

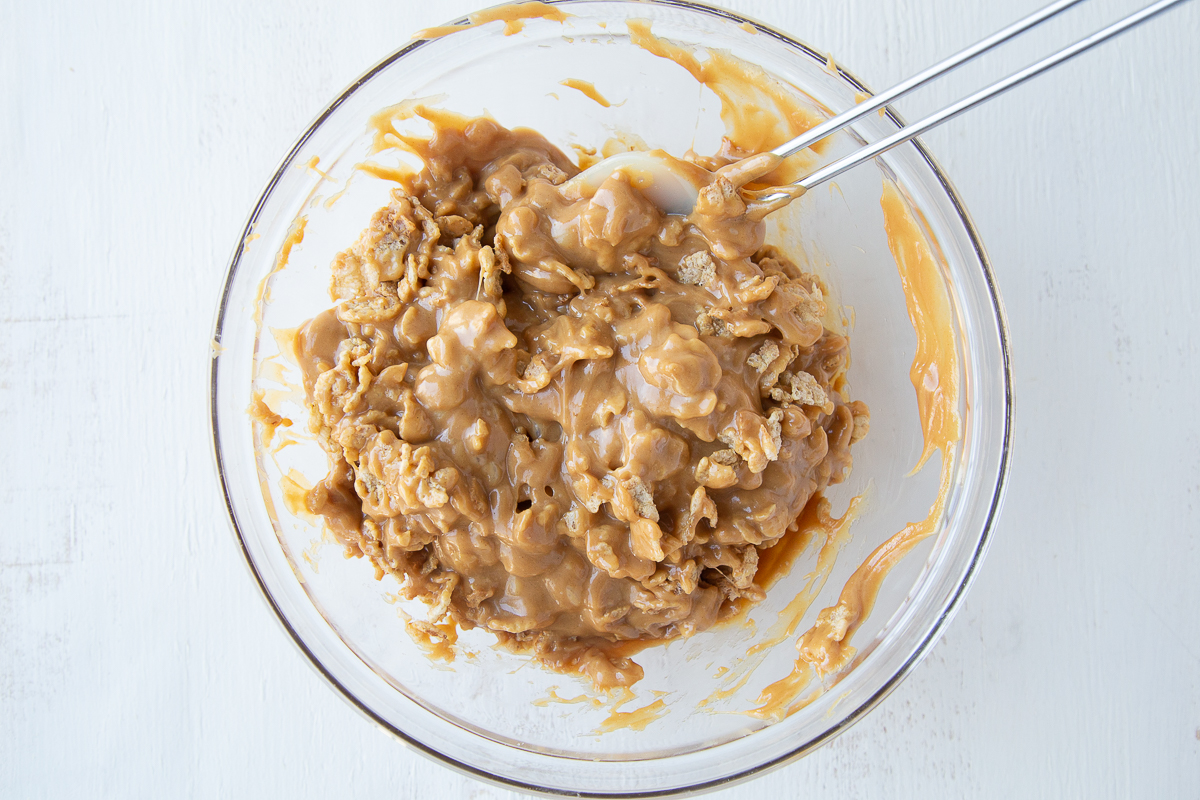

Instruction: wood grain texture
[2,0,1197,796]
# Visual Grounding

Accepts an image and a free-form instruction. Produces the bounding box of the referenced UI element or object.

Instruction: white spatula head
[569,150,703,215]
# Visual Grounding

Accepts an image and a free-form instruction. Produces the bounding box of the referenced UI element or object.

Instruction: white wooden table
[3,0,1198,796]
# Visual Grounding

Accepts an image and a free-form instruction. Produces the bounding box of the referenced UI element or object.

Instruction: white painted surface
[2,0,1198,796]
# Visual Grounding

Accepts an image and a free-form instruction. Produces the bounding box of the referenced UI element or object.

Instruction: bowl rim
[207,0,1014,795]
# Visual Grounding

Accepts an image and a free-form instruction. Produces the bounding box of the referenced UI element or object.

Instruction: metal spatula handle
[755,0,1192,204]
[771,0,1089,161]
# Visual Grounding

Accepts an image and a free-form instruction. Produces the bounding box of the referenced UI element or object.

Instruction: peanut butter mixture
[293,114,869,688]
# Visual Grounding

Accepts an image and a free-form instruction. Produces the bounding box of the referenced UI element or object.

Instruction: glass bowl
[209,1,1012,795]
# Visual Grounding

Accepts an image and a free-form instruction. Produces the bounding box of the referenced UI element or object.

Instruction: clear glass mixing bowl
[209,1,1012,794]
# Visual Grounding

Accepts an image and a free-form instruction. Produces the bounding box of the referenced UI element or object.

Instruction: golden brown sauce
[250,326,305,459]
[302,543,321,574]
[533,683,666,732]
[255,359,289,385]
[754,492,860,591]
[248,389,291,448]
[251,216,306,320]
[285,107,869,692]
[695,491,862,710]
[280,468,313,519]
[746,493,863,656]
[303,155,332,182]
[249,219,306,464]
[357,97,453,184]
[596,695,668,733]
[751,524,817,592]
[532,687,605,708]
[797,457,953,674]
[749,182,963,715]
[269,325,302,366]
[397,607,460,663]
[751,663,823,722]
[415,2,571,39]
[559,78,614,108]
[324,185,350,210]
[881,183,961,474]
[625,19,827,184]
[791,184,961,674]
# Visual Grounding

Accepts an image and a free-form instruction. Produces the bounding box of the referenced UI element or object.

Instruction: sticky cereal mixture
[291,115,868,687]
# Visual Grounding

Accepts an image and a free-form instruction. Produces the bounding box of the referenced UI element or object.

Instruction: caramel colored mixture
[415,1,570,39]
[559,78,613,108]
[292,112,869,688]
[751,183,962,720]
[626,19,830,185]
[794,183,961,675]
